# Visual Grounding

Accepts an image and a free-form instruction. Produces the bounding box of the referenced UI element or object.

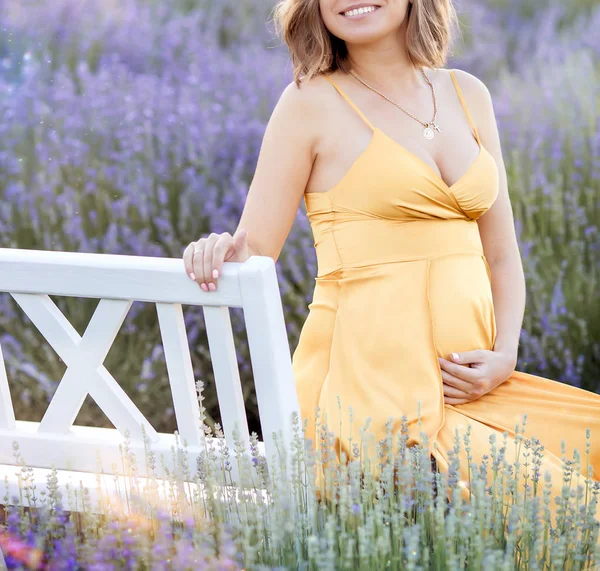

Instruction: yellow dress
[291,70,600,528]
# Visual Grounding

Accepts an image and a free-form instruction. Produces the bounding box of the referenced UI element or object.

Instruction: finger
[439,357,479,382]
[233,228,249,258]
[183,243,197,280]
[201,233,221,291]
[442,383,472,400]
[191,240,206,288]
[439,357,477,379]
[442,369,486,400]
[440,369,472,393]
[450,350,486,365]
[444,397,470,406]
[209,234,234,290]
[234,227,248,243]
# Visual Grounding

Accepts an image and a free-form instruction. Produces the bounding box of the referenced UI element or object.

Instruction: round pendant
[423,127,434,140]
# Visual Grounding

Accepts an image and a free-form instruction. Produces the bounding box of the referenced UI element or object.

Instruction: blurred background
[0,0,598,440]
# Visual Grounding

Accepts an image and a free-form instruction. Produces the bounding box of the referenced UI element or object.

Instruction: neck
[343,23,426,94]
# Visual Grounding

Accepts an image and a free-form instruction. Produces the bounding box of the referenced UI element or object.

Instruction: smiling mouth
[340,5,381,18]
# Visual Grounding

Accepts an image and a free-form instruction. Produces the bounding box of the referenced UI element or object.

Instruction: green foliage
[2,387,599,568]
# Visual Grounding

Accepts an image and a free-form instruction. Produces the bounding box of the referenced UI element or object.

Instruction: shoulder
[445,68,502,156]
[446,68,492,101]
[276,73,337,118]
[445,68,497,134]
[445,68,494,116]
[270,73,338,148]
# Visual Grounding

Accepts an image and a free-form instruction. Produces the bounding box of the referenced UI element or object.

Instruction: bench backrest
[0,248,300,486]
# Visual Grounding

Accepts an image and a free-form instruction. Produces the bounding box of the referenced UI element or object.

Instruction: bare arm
[455,69,525,367]
[237,79,319,262]
[182,78,321,291]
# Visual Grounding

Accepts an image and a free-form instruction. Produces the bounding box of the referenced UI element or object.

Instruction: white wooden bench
[0,248,301,514]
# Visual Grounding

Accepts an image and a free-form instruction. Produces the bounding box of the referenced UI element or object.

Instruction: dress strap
[449,70,481,145]
[324,74,375,131]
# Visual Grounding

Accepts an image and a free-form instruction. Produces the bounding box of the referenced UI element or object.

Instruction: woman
[182,0,600,527]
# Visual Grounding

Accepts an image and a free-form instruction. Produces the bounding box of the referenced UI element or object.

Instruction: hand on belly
[438,349,516,405]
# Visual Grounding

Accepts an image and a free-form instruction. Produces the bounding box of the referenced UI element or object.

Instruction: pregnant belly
[427,254,497,358]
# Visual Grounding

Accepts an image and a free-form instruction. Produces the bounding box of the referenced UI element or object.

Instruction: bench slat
[204,305,251,453]
[156,302,205,448]
[0,344,16,431]
[239,260,300,476]
[0,248,245,307]
[12,293,158,443]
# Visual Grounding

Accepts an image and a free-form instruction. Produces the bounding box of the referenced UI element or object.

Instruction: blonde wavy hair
[273,0,459,86]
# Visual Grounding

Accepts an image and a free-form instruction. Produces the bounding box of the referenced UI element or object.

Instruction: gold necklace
[349,68,441,140]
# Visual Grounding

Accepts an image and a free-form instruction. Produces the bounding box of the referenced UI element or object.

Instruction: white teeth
[343,5,378,17]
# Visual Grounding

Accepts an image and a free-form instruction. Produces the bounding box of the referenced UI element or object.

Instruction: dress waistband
[311,218,485,278]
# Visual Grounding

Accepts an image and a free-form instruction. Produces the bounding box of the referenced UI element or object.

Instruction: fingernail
[208,283,216,291]
[212,269,219,279]
[200,283,208,291]
[189,272,196,280]
[451,353,459,361]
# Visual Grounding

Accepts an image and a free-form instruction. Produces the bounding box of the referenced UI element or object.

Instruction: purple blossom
[0,0,597,459]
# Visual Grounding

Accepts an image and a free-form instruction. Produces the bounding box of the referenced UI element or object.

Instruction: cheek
[318,3,340,37]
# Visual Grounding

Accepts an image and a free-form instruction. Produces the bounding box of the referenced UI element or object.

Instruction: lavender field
[0,0,598,443]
